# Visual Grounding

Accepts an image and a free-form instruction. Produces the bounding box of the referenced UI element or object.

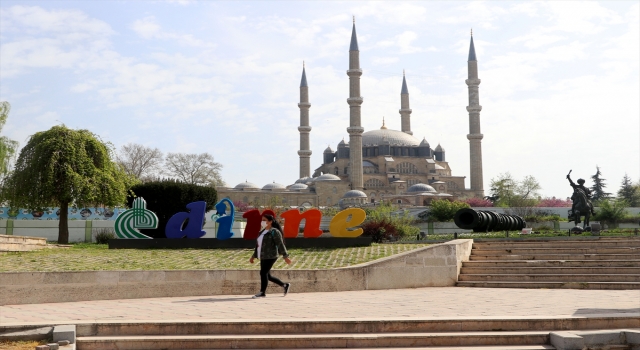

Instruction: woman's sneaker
[252,292,266,299]
[283,283,291,296]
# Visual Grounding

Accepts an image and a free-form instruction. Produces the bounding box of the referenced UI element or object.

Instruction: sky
[1,0,638,199]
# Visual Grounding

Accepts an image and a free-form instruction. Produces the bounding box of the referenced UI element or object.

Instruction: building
[218,22,485,208]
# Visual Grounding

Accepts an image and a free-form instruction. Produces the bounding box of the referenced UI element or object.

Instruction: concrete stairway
[73,315,639,349]
[457,237,640,289]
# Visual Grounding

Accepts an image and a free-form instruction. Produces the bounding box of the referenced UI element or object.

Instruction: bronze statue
[566,170,595,230]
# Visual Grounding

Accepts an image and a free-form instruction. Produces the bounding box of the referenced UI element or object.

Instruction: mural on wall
[0,207,124,220]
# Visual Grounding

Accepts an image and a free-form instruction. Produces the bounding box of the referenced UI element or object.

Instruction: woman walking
[249,213,291,298]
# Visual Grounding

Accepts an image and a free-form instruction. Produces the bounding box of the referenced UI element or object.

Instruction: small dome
[315,174,341,181]
[289,183,308,190]
[262,182,286,190]
[338,139,347,146]
[324,146,334,153]
[295,177,312,184]
[420,137,430,146]
[435,164,445,170]
[343,190,367,198]
[234,181,260,190]
[407,183,437,193]
[363,160,376,167]
[435,144,445,152]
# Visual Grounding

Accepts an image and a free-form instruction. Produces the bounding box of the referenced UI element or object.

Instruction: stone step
[470,248,640,255]
[458,273,640,283]
[456,281,640,289]
[469,254,640,261]
[270,347,557,350]
[75,331,552,349]
[460,267,640,275]
[473,238,640,249]
[462,260,640,268]
[73,316,640,337]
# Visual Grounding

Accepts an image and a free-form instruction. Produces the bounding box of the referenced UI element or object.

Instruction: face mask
[260,221,267,229]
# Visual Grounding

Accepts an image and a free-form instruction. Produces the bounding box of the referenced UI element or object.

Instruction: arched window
[397,162,418,174]
[365,178,385,188]
[332,187,337,194]
[327,197,332,205]
[447,181,459,190]
[344,167,348,175]
[407,179,420,186]
[334,167,339,175]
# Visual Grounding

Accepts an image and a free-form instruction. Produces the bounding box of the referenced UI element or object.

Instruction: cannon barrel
[454,208,526,232]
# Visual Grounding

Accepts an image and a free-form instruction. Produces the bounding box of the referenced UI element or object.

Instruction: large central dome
[362,129,420,146]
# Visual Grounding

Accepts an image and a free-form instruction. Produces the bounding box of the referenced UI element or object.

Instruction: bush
[537,197,572,207]
[128,179,217,238]
[429,199,470,222]
[94,228,116,244]
[594,199,629,225]
[361,219,398,243]
[465,197,494,207]
[361,202,418,242]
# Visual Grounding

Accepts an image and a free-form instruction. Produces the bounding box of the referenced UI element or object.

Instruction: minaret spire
[466,31,484,197]
[399,71,412,135]
[347,19,364,191]
[298,62,312,179]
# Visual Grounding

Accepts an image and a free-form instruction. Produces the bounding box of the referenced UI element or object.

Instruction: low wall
[0,239,472,305]
[0,234,47,252]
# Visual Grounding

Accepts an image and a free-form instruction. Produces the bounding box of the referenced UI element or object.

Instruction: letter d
[165,201,207,239]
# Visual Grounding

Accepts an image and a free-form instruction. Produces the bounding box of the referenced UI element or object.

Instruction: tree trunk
[59,202,69,244]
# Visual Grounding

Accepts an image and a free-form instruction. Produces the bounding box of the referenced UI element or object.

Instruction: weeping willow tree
[0,102,19,176]
[2,125,134,243]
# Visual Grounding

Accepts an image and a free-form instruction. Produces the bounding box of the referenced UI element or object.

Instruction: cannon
[453,208,526,232]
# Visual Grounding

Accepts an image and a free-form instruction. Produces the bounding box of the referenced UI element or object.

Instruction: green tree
[594,198,629,226]
[618,174,640,207]
[590,165,611,202]
[428,199,470,222]
[1,125,133,243]
[0,102,19,177]
[489,173,541,207]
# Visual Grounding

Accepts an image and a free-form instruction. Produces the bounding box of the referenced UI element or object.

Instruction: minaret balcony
[298,150,313,156]
[347,97,363,105]
[298,102,311,108]
[467,134,484,140]
[298,126,312,132]
[465,79,481,85]
[399,108,412,114]
[466,106,482,112]
[346,69,363,76]
[347,126,364,134]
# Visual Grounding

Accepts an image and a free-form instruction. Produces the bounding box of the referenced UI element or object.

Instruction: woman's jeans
[260,258,285,293]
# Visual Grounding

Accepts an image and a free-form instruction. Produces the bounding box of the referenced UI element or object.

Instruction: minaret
[298,62,312,179]
[399,70,412,135]
[466,30,484,197]
[347,17,364,190]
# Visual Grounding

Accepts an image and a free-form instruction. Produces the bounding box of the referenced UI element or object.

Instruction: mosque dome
[361,129,420,147]
[407,183,437,193]
[420,137,430,146]
[262,182,286,190]
[315,174,341,181]
[288,183,308,190]
[435,144,445,151]
[295,177,313,184]
[324,146,334,153]
[234,181,260,190]
[342,190,367,198]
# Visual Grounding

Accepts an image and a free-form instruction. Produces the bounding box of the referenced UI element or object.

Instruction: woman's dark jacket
[252,228,289,260]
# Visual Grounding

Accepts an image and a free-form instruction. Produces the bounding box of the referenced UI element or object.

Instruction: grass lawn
[0,243,430,272]
[0,340,47,350]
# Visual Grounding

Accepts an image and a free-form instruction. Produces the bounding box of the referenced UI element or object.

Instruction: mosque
[217,21,485,208]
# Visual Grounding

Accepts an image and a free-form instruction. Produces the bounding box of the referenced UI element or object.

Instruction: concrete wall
[0,239,473,305]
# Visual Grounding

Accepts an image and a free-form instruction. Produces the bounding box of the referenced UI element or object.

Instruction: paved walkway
[1,287,639,325]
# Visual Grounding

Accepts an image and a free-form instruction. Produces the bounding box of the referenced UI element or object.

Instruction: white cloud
[130,15,215,48]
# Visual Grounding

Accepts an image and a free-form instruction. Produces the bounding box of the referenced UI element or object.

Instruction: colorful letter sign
[280,208,323,238]
[329,208,366,237]
[213,198,235,240]
[114,197,157,239]
[165,201,207,239]
[241,209,275,240]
